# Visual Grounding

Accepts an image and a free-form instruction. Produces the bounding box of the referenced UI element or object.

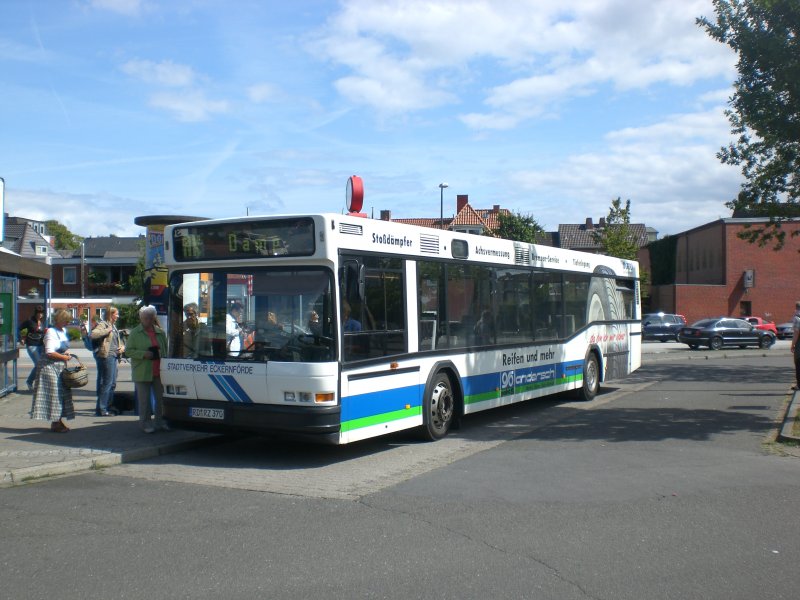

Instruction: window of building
[63,267,77,285]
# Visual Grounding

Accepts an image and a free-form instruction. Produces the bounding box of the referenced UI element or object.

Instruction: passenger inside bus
[226,302,244,356]
[182,302,200,358]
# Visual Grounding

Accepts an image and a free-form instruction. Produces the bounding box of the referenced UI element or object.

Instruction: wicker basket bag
[61,356,89,389]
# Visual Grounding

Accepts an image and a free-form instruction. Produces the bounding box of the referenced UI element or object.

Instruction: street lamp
[439,183,449,230]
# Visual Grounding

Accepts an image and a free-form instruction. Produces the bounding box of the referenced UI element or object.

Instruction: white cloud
[121,59,196,87]
[149,90,229,122]
[509,105,741,236]
[119,59,229,122]
[313,0,735,126]
[247,83,278,104]
[7,189,142,237]
[88,0,147,17]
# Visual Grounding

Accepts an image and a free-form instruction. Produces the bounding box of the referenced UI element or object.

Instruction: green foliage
[698,0,800,249]
[490,211,544,243]
[592,198,640,260]
[87,270,107,284]
[45,220,83,251]
[114,302,141,330]
[115,239,146,330]
[127,238,147,300]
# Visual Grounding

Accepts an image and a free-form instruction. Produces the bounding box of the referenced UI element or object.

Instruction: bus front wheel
[576,353,599,401]
[421,372,455,440]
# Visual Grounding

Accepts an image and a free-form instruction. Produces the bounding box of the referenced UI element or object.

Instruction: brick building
[640,217,800,325]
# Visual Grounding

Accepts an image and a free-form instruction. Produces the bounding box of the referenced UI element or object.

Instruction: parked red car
[744,317,778,335]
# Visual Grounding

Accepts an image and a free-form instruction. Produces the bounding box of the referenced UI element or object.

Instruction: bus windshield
[168,267,335,363]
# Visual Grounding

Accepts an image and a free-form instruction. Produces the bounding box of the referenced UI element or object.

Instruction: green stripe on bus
[464,375,581,405]
[341,406,422,432]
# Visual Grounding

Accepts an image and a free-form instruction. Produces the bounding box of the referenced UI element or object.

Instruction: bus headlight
[284,391,336,404]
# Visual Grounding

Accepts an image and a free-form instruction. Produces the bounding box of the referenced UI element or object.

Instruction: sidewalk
[0,348,215,487]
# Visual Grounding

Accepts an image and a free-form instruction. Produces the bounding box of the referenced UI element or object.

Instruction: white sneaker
[142,425,156,434]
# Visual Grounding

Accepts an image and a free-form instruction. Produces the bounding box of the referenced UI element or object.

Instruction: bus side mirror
[342,261,366,303]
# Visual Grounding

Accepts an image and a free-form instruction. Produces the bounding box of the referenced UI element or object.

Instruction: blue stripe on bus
[460,360,584,397]
[341,384,423,422]
[340,359,585,423]
[209,374,253,403]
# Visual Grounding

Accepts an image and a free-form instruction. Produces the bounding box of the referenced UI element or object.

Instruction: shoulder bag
[61,356,89,389]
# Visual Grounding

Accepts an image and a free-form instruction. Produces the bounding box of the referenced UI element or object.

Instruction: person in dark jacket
[18,305,46,391]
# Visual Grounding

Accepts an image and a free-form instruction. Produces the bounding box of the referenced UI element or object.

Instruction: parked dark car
[677,317,776,350]
[642,312,686,342]
[776,322,794,340]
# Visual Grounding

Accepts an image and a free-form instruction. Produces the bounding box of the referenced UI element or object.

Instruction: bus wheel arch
[419,362,463,441]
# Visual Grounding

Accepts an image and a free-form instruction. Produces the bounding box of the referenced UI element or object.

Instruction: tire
[420,372,455,440]
[709,336,723,350]
[576,353,599,401]
[760,335,775,349]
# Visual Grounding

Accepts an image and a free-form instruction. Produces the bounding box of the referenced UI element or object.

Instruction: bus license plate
[190,407,224,420]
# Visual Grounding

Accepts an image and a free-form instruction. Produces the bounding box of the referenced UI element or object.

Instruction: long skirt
[30,357,74,422]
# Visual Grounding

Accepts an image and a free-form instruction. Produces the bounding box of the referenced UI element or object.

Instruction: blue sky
[1,0,739,239]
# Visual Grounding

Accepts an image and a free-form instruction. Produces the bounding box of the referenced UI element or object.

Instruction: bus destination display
[173,218,315,261]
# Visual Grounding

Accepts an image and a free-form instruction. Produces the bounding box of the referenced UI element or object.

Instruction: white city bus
[160,212,641,444]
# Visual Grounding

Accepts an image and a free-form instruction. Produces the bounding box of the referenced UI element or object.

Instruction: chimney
[493,204,500,213]
[585,217,593,230]
[456,194,468,213]
[599,217,606,228]
[380,210,392,221]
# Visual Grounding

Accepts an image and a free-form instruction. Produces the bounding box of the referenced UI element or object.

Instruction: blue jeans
[25,345,44,388]
[95,354,118,414]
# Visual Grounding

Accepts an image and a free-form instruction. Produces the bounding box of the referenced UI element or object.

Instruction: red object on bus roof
[346,175,364,214]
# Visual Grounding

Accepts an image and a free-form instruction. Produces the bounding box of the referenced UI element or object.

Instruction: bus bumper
[162,398,341,442]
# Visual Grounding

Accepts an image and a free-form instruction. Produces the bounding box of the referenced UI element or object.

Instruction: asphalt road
[1,351,798,599]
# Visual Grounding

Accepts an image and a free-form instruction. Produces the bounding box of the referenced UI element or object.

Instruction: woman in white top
[30,309,75,433]
[226,302,243,356]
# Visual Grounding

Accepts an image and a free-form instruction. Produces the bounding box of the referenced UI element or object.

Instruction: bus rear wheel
[421,372,455,440]
[576,353,599,401]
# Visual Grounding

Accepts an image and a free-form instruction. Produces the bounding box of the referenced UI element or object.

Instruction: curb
[0,434,220,487]
[777,390,800,444]
[642,348,780,363]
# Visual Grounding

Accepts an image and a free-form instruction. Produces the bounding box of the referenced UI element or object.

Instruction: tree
[490,211,544,244]
[593,198,651,299]
[116,238,146,329]
[592,198,640,260]
[45,220,83,251]
[698,0,800,249]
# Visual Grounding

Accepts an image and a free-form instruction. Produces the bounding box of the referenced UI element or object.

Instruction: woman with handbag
[30,309,75,433]
[19,304,46,391]
[124,305,169,433]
